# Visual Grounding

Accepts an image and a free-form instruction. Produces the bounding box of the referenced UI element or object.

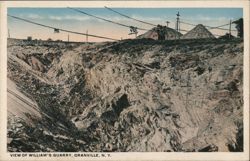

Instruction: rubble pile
[182,24,216,39]
[7,38,243,152]
[137,25,182,40]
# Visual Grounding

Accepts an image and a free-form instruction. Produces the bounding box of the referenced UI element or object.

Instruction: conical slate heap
[137,25,182,40]
[182,24,215,39]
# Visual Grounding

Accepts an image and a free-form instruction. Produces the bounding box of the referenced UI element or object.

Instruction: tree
[233,18,243,38]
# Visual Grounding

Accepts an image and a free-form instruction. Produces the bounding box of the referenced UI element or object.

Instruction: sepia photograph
[0,1,249,161]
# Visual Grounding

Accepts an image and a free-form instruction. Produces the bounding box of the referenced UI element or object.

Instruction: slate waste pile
[138,24,216,40]
[137,25,183,40]
[181,24,216,39]
[7,38,243,152]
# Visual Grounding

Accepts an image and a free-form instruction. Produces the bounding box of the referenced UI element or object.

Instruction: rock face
[137,25,182,40]
[7,38,243,152]
[182,24,215,39]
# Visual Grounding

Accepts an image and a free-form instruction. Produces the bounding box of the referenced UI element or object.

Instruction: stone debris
[7,38,243,152]
[182,24,216,39]
[137,25,182,40]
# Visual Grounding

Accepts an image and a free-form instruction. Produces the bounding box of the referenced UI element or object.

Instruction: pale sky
[8,8,243,42]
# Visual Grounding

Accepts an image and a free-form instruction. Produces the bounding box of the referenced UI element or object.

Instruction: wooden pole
[8,29,10,38]
[229,19,232,39]
[176,12,180,39]
[86,30,88,42]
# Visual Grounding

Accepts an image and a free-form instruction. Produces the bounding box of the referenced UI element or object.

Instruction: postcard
[0,1,249,161]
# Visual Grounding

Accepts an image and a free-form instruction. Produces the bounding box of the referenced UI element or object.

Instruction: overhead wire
[8,14,119,41]
[209,23,231,28]
[104,6,157,27]
[180,21,196,27]
[67,7,149,31]
[207,22,237,31]
[9,10,239,41]
[180,20,237,31]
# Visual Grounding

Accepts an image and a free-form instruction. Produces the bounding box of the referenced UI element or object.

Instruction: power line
[207,22,237,32]
[180,20,237,37]
[180,20,237,31]
[8,14,119,41]
[180,20,213,29]
[208,26,237,32]
[67,7,149,31]
[209,23,230,29]
[180,21,196,27]
[104,6,157,27]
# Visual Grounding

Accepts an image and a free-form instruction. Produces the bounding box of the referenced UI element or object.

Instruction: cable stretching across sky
[103,7,238,33]
[67,7,149,31]
[180,21,237,31]
[104,6,158,27]
[8,14,119,41]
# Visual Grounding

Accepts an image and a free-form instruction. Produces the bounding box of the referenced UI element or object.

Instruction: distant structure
[181,24,215,39]
[166,21,170,27]
[27,36,32,41]
[137,25,182,40]
[218,33,235,40]
[233,18,243,38]
[129,26,139,38]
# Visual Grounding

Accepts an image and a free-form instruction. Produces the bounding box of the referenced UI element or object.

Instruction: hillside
[7,38,243,152]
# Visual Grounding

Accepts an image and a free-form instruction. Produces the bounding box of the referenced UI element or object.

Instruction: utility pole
[86,30,88,42]
[229,19,232,39]
[68,34,69,42]
[8,29,10,38]
[166,21,170,27]
[175,12,180,40]
[176,12,180,32]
